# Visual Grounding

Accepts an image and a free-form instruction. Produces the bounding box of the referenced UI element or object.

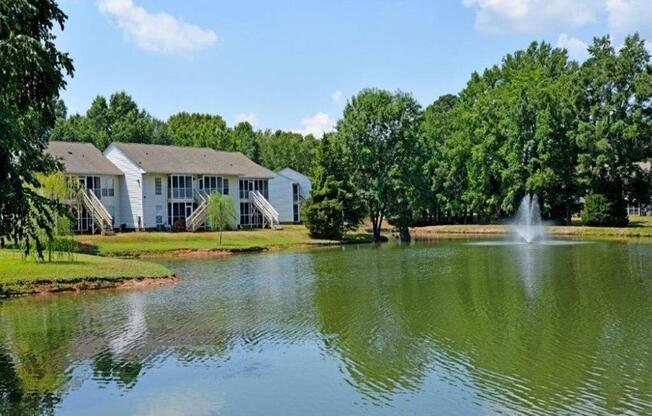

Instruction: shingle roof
[46,141,123,176]
[110,142,272,178]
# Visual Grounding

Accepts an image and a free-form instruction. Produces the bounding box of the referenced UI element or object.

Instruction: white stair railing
[186,189,210,231]
[250,190,281,229]
[81,190,114,234]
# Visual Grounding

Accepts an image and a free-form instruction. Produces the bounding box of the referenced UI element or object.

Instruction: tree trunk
[399,226,411,242]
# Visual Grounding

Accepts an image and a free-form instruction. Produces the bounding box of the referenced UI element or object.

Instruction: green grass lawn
[412,215,652,238]
[0,250,172,297]
[75,225,370,257]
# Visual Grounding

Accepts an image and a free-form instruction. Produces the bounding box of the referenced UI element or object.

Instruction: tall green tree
[336,89,426,242]
[167,112,230,149]
[0,0,74,253]
[575,34,652,226]
[228,121,261,162]
[51,92,170,148]
[259,130,317,175]
[303,134,364,240]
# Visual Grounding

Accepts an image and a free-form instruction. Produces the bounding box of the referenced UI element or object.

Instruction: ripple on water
[0,242,651,415]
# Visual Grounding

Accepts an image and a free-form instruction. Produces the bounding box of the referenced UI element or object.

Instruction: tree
[206,194,237,245]
[259,130,318,175]
[575,34,652,226]
[229,121,261,162]
[303,134,364,239]
[167,112,230,149]
[50,92,170,149]
[422,94,459,224]
[336,89,426,242]
[34,172,76,262]
[0,0,74,254]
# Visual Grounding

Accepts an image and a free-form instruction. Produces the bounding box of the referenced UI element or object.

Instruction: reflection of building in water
[109,294,148,357]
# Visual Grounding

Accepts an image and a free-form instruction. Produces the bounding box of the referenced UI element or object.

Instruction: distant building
[47,141,312,233]
[268,167,312,223]
[627,161,651,217]
[46,141,123,234]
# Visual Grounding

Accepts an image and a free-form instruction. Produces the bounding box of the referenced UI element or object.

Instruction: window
[292,183,300,222]
[223,178,229,195]
[156,205,163,225]
[101,178,115,197]
[168,175,193,199]
[168,202,193,226]
[155,177,162,195]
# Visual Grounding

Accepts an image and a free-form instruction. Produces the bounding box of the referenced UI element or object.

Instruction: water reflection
[0,241,651,415]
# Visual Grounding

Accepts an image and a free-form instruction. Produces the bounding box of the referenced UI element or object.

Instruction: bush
[171,219,187,232]
[302,198,345,240]
[581,194,625,226]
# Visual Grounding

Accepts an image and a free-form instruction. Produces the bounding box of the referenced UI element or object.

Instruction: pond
[1,240,651,415]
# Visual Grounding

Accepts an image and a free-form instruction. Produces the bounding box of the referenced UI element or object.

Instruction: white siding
[99,174,121,228]
[142,174,169,229]
[278,168,312,199]
[223,175,241,224]
[104,144,144,229]
[268,173,296,223]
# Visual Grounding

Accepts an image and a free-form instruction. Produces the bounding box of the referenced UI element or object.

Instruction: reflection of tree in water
[0,295,79,415]
[313,243,652,414]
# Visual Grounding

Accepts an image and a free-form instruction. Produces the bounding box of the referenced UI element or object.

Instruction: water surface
[1,240,651,415]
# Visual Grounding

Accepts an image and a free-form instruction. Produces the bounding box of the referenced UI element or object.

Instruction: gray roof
[110,142,272,178]
[47,141,123,176]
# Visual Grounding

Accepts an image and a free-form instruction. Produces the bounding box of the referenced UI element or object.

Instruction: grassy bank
[76,225,371,257]
[0,250,174,297]
[412,216,652,239]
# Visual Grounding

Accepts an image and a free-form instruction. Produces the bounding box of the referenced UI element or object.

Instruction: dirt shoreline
[0,275,177,299]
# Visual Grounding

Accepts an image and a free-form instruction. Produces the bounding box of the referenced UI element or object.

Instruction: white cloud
[98,0,218,54]
[606,0,652,39]
[462,0,602,34]
[557,33,589,61]
[331,90,343,103]
[234,112,258,126]
[298,112,335,138]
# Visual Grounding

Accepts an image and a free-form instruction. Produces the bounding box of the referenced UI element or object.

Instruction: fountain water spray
[512,195,545,243]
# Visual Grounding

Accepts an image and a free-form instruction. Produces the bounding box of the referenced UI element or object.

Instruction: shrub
[302,198,345,240]
[581,194,613,226]
[171,219,187,232]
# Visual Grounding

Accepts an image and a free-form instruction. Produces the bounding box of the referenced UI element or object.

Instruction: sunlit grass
[0,250,171,296]
[75,225,370,256]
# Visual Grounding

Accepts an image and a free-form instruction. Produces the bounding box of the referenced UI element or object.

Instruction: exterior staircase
[80,189,114,235]
[186,189,210,231]
[250,190,281,229]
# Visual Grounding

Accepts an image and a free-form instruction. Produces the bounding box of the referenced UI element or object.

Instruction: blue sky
[56,0,652,136]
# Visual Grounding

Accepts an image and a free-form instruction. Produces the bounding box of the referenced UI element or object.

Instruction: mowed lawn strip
[75,225,368,257]
[412,216,652,238]
[0,250,172,296]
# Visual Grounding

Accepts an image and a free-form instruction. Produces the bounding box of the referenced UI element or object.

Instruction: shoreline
[119,240,369,258]
[0,275,177,299]
[411,224,652,239]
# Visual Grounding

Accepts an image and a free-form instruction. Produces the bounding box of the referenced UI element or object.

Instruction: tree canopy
[0,0,74,253]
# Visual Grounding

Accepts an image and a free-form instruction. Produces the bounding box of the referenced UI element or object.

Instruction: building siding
[278,168,312,200]
[104,144,144,229]
[268,173,296,223]
[142,174,169,229]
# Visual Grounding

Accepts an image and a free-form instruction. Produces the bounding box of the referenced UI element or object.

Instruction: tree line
[304,35,652,242]
[50,92,319,176]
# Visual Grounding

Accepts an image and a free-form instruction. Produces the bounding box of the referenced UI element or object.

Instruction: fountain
[512,194,545,243]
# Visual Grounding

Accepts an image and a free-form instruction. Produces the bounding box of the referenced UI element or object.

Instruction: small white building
[268,167,312,223]
[46,141,123,233]
[104,143,279,230]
